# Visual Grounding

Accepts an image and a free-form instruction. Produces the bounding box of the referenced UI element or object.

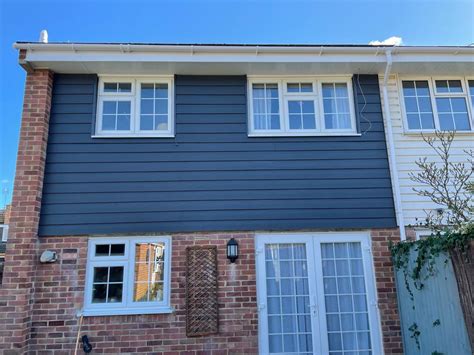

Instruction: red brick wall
[29,233,259,354]
[0,69,54,353]
[23,230,403,354]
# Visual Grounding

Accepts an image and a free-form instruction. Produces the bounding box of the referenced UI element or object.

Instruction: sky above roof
[1,0,473,208]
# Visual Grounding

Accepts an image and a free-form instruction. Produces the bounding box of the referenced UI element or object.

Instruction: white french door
[256,232,382,355]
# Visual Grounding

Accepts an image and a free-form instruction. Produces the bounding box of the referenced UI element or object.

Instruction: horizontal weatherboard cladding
[39,74,396,236]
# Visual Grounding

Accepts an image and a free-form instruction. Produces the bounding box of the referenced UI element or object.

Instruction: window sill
[91,134,175,138]
[82,306,174,317]
[248,132,361,137]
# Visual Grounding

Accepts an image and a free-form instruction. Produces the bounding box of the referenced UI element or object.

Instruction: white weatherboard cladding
[380,75,474,226]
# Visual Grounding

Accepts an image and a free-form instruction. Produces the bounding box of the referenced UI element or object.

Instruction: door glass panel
[321,242,372,354]
[265,243,313,354]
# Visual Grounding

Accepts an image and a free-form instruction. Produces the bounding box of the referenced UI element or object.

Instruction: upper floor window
[96,77,174,137]
[248,77,357,136]
[401,77,473,132]
[84,236,172,316]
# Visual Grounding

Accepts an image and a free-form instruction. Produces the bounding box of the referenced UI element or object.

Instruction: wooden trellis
[185,246,219,337]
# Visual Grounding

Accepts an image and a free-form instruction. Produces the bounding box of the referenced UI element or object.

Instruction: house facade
[0,42,472,354]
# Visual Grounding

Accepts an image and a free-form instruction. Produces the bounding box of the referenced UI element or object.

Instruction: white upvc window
[400,76,474,132]
[248,77,357,136]
[95,77,174,137]
[84,236,172,316]
[0,225,8,242]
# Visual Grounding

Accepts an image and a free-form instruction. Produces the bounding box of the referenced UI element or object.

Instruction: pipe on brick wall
[381,50,406,241]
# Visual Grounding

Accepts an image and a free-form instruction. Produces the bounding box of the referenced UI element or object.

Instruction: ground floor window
[84,236,172,316]
[256,232,381,355]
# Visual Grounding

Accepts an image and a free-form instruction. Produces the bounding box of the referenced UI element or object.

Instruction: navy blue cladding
[39,74,396,236]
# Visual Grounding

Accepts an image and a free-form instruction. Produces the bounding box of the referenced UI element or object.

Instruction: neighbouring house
[0,39,473,354]
[380,72,474,239]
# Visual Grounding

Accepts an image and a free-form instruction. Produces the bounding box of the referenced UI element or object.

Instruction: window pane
[415,80,430,96]
[266,84,279,98]
[322,83,352,130]
[270,115,281,130]
[448,80,463,92]
[322,84,335,98]
[140,115,154,130]
[116,115,130,130]
[155,99,168,114]
[301,83,313,92]
[118,83,132,92]
[252,83,281,131]
[93,267,108,282]
[155,84,168,98]
[302,114,316,129]
[155,115,168,130]
[267,99,279,114]
[108,284,123,302]
[451,97,467,112]
[289,114,302,129]
[436,98,451,112]
[141,99,154,114]
[133,242,166,302]
[110,244,125,256]
[404,97,418,113]
[302,101,315,114]
[95,244,110,256]
[103,101,117,114]
[287,83,300,92]
[402,81,416,96]
[141,83,154,98]
[334,83,348,97]
[402,81,434,130]
[252,84,265,98]
[109,266,124,282]
[102,115,116,130]
[92,284,107,303]
[104,82,118,92]
[117,101,131,114]
[436,98,470,131]
[453,113,471,131]
[435,80,449,93]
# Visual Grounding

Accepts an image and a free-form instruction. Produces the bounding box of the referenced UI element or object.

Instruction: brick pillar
[371,228,404,354]
[0,69,54,352]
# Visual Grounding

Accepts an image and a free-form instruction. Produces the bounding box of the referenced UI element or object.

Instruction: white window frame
[398,75,474,133]
[248,76,358,137]
[84,236,172,316]
[0,225,8,242]
[94,76,174,138]
[255,231,383,355]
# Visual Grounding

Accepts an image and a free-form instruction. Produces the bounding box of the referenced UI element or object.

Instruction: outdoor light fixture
[226,238,239,263]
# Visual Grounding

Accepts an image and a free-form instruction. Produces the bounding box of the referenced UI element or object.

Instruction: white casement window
[248,77,357,136]
[95,77,174,137]
[0,225,8,242]
[400,77,474,132]
[84,236,172,316]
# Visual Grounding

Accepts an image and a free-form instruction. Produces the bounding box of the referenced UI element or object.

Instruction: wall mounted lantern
[226,238,239,263]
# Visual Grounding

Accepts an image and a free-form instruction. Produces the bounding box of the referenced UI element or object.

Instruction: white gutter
[381,50,406,241]
[13,42,474,56]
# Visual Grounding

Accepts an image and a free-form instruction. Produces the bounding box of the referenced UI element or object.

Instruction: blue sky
[0,0,473,207]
